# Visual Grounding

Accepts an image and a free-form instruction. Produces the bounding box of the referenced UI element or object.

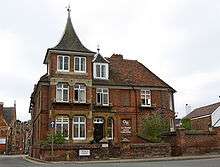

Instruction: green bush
[140,114,169,143]
[41,132,65,146]
[181,118,192,130]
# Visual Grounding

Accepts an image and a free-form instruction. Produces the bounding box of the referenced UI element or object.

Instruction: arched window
[55,116,69,139]
[107,118,114,140]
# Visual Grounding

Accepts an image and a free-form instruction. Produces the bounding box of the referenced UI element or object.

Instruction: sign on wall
[79,150,90,156]
[0,138,6,144]
[121,119,132,142]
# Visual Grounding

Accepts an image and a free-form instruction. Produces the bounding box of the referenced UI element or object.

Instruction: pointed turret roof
[52,10,94,53]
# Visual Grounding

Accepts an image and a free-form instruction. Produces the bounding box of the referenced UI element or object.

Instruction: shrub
[181,118,192,130]
[41,132,65,146]
[140,114,169,143]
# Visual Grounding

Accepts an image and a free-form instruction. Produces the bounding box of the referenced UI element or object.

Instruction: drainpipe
[131,85,139,137]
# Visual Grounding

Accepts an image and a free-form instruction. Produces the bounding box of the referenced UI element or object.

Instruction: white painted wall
[211,106,220,127]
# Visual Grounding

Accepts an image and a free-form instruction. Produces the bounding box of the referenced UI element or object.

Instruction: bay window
[73,116,86,140]
[56,83,69,102]
[96,88,109,106]
[141,89,151,107]
[74,84,86,103]
[55,116,69,139]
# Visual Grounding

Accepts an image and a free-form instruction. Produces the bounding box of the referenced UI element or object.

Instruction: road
[1,155,220,167]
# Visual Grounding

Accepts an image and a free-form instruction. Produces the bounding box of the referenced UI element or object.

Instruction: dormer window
[94,63,109,79]
[57,55,69,72]
[74,57,86,73]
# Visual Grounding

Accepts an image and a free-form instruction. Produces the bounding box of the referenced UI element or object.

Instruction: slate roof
[93,53,109,63]
[93,54,175,91]
[185,102,220,119]
[52,13,94,53]
[3,107,16,126]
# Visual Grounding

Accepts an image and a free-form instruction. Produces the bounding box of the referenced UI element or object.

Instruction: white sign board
[0,138,6,144]
[79,150,90,156]
[102,144,109,148]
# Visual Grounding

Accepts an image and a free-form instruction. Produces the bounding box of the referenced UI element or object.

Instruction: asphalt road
[1,155,220,167]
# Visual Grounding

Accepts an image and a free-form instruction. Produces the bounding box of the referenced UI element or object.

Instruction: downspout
[131,85,139,137]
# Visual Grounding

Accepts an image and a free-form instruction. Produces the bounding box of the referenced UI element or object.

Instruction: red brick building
[185,102,220,130]
[30,10,176,159]
[0,102,16,154]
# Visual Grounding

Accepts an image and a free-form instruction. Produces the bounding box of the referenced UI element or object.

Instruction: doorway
[93,118,104,143]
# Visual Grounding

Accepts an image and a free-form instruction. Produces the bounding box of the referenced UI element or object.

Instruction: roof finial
[66,3,71,16]
[97,44,100,53]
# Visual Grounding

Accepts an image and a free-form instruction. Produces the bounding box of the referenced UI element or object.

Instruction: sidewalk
[25,154,220,164]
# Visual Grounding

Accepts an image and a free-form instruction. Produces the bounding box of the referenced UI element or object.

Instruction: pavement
[25,154,220,164]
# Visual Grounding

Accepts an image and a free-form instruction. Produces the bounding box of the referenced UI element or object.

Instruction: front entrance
[93,118,104,143]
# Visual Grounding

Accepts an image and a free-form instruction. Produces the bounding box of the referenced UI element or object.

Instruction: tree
[140,114,169,143]
[181,118,192,130]
[41,132,65,146]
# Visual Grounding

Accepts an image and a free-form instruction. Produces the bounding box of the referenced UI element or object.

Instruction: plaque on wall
[79,150,90,156]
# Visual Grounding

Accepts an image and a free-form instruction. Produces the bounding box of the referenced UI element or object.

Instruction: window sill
[73,102,91,105]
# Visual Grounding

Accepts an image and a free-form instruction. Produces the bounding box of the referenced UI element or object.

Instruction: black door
[94,123,104,143]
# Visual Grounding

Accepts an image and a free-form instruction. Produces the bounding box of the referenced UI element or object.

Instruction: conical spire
[53,7,94,53]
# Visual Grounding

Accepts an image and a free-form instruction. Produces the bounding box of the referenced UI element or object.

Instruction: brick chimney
[0,102,3,118]
[110,54,123,61]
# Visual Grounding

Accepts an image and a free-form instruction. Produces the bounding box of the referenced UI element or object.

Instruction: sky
[0,0,220,121]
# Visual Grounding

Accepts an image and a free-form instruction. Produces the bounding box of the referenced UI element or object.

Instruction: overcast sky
[0,0,220,121]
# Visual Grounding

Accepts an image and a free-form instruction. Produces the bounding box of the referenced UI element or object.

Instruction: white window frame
[57,55,70,72]
[93,63,109,80]
[170,118,175,132]
[141,89,151,107]
[96,88,109,106]
[107,118,114,140]
[74,84,86,103]
[169,94,173,111]
[72,116,86,140]
[74,56,86,73]
[56,83,69,102]
[55,116,69,140]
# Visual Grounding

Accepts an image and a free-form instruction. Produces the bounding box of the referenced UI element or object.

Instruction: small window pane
[58,57,63,70]
[74,124,78,138]
[63,124,69,137]
[80,124,85,137]
[63,89,68,101]
[56,89,62,102]
[81,58,85,71]
[64,57,69,70]
[75,57,79,71]
[96,64,100,77]
[75,89,79,102]
[103,93,108,104]
[101,65,106,78]
[56,124,62,133]
[80,117,85,122]
[74,117,79,123]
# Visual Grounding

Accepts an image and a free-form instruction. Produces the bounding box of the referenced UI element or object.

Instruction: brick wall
[32,143,171,161]
[164,128,220,156]
[191,116,211,130]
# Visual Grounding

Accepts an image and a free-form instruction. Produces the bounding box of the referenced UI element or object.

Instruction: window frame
[140,89,151,107]
[55,116,69,140]
[57,55,70,72]
[72,116,86,140]
[74,56,86,73]
[74,84,86,103]
[93,63,109,80]
[96,88,109,106]
[56,83,69,103]
[107,118,114,140]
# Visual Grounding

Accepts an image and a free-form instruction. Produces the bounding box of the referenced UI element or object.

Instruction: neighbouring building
[0,102,16,154]
[29,9,176,160]
[185,102,220,130]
